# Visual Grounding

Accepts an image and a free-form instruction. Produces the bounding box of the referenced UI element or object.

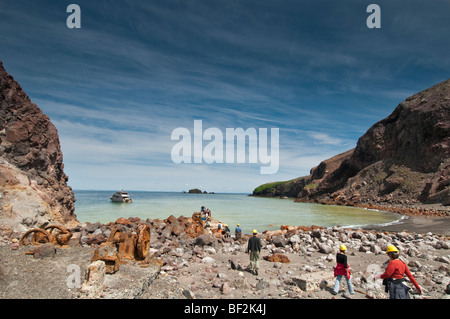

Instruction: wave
[336,214,408,230]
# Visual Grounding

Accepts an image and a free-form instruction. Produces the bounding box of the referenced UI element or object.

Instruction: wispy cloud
[1,0,449,192]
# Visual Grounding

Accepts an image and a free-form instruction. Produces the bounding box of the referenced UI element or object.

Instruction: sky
[0,0,449,193]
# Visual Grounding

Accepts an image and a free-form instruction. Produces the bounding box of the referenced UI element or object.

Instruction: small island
[187,188,215,194]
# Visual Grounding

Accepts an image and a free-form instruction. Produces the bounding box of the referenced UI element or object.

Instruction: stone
[435,256,450,264]
[195,234,216,247]
[230,259,242,270]
[289,234,301,245]
[86,234,107,245]
[256,279,269,290]
[318,243,333,254]
[202,256,216,264]
[32,243,56,258]
[220,282,232,294]
[80,260,106,298]
[232,277,251,290]
[272,235,286,247]
[292,271,335,292]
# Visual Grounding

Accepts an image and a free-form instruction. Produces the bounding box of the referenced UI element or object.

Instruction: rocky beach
[0,213,449,301]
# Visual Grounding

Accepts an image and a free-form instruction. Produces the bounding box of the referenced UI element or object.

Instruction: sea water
[73,190,400,235]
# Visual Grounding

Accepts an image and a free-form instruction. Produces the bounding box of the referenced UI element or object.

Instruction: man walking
[247,229,261,275]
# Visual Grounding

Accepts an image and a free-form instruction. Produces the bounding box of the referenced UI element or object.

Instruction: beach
[2,212,449,301]
[365,215,450,236]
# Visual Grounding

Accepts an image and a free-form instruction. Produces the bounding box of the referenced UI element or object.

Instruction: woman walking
[333,244,355,296]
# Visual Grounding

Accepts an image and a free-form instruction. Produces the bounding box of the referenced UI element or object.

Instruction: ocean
[73,190,401,235]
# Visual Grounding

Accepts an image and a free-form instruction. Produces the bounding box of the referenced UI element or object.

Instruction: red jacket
[334,263,351,278]
[380,259,420,291]
[334,252,351,278]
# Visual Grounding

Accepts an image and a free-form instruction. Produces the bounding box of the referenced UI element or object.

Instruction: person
[247,229,262,275]
[205,217,211,229]
[223,224,231,238]
[374,245,422,299]
[333,244,355,296]
[235,224,242,240]
[217,222,223,236]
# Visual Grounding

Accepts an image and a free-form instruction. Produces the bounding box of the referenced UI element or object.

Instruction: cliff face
[0,61,78,231]
[254,80,450,212]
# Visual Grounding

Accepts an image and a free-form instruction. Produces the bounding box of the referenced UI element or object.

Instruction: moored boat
[110,190,132,203]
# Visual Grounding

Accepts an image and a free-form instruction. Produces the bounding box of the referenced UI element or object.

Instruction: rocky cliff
[253,80,450,214]
[0,61,78,231]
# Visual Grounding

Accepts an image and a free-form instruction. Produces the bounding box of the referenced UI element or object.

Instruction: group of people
[200,205,212,219]
[199,207,423,299]
[332,243,422,299]
[245,230,423,299]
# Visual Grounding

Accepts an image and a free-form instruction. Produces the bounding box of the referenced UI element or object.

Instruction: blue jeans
[334,275,354,294]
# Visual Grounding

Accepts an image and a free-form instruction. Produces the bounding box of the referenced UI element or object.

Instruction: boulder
[292,271,335,292]
[195,234,217,247]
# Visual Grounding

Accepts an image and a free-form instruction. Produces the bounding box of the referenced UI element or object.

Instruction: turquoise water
[73,190,400,235]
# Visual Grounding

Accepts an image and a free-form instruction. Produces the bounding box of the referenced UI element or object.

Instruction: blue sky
[0,0,449,193]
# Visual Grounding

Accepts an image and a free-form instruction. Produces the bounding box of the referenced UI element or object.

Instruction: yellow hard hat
[252,229,258,234]
[237,224,240,226]
[386,245,399,254]
[339,244,347,251]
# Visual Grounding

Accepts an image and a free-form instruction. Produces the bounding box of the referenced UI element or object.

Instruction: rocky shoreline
[1,213,449,300]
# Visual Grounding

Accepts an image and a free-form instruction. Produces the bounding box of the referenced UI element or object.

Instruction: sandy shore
[364,215,450,236]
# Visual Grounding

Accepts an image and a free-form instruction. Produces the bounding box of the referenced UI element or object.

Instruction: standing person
[247,229,261,275]
[333,244,355,296]
[374,245,422,299]
[224,224,231,238]
[235,224,242,240]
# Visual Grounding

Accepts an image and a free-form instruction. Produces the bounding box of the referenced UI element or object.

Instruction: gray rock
[272,236,286,247]
[256,279,269,290]
[195,234,216,247]
[318,243,333,254]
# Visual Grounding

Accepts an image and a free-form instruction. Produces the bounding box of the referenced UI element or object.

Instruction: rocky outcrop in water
[254,80,450,214]
[0,61,77,231]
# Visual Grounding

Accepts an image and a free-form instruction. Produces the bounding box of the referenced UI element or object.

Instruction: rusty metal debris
[19,228,51,246]
[106,223,151,260]
[91,246,121,274]
[19,225,72,246]
[91,222,151,273]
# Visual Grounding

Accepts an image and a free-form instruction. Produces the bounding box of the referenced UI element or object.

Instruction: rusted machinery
[106,223,151,260]
[92,223,151,274]
[19,225,73,246]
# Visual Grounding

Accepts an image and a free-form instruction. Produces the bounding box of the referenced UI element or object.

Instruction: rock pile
[1,214,449,299]
[140,220,450,299]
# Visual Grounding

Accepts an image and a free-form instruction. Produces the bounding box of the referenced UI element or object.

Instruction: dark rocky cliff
[253,80,450,213]
[0,61,78,231]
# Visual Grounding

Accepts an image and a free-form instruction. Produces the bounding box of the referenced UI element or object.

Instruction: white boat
[110,190,133,203]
